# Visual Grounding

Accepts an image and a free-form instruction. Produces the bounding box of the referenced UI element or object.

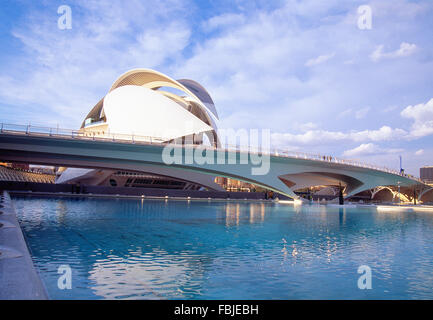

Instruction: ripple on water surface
[13,197,433,299]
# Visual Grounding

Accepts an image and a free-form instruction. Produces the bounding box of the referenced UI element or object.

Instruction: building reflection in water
[249,203,265,224]
[88,247,208,299]
[225,203,240,227]
[56,200,68,225]
[225,202,267,227]
[339,207,346,226]
[293,201,303,214]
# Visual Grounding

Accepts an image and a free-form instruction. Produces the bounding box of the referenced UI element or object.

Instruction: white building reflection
[224,202,266,227]
[88,247,207,299]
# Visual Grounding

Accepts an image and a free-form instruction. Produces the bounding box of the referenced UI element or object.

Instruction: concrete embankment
[0,191,48,300]
[0,181,275,200]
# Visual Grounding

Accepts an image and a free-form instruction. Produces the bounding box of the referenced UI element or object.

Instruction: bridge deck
[0,122,421,182]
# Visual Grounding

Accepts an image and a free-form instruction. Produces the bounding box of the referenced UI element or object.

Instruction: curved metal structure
[176,79,219,119]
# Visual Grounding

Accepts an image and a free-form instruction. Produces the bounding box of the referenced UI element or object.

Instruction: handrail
[0,122,423,183]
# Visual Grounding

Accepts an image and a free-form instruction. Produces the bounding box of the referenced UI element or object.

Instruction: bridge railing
[0,123,168,143]
[0,122,422,183]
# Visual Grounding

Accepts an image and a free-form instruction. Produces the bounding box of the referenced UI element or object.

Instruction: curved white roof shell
[56,168,96,184]
[177,79,219,120]
[103,85,213,140]
[81,68,220,145]
[108,68,218,124]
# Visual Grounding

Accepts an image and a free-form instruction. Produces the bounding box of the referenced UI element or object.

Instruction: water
[12,197,433,299]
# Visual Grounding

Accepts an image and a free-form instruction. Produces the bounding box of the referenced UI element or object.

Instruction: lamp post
[399,155,404,175]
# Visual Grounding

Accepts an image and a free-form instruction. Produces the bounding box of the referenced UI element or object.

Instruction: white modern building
[57,69,224,191]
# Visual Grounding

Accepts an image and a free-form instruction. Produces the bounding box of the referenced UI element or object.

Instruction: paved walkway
[0,191,47,300]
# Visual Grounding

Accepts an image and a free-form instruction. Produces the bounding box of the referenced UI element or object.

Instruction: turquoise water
[13,197,433,300]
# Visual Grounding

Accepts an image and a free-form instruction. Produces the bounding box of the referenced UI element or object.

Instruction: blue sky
[0,0,432,175]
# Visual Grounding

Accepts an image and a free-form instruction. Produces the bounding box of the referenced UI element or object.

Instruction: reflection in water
[339,207,346,226]
[225,202,268,227]
[249,202,265,224]
[88,247,207,299]
[13,197,433,300]
[225,203,240,227]
[56,200,68,225]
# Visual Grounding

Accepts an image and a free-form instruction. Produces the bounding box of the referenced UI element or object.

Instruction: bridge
[0,123,427,201]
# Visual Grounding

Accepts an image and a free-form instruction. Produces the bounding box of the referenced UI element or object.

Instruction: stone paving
[0,191,47,300]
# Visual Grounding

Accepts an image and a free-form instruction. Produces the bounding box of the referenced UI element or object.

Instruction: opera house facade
[56,69,226,191]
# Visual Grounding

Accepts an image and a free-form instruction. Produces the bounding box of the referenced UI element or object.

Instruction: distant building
[0,162,30,170]
[420,166,433,185]
[0,164,55,183]
[214,177,260,192]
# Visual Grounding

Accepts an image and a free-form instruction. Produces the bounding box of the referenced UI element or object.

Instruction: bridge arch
[420,188,433,203]
[371,187,394,202]
[278,171,363,195]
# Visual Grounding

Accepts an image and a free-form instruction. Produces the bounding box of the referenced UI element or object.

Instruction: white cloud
[343,143,403,157]
[355,107,370,119]
[129,22,191,67]
[203,13,245,31]
[171,0,431,138]
[370,42,417,62]
[271,125,408,148]
[270,98,431,148]
[351,126,408,142]
[293,122,319,132]
[269,97,433,159]
[0,0,191,126]
[382,105,398,113]
[305,53,335,67]
[343,143,378,157]
[373,0,431,19]
[401,98,433,138]
[337,108,352,119]
[415,149,424,156]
